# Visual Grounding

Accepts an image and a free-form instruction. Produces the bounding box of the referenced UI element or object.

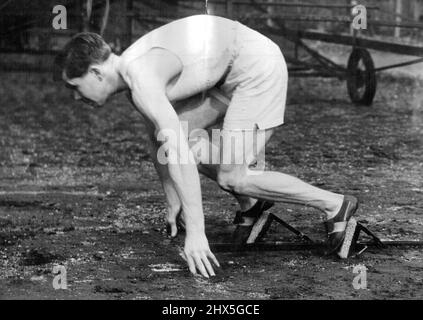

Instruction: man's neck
[109,53,128,93]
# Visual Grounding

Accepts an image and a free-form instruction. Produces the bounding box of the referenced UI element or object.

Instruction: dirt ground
[0,70,422,300]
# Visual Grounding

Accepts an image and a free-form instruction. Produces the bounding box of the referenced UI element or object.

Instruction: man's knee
[217,167,246,194]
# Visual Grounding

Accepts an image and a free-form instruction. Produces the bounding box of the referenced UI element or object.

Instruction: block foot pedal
[337,218,384,259]
[246,212,274,244]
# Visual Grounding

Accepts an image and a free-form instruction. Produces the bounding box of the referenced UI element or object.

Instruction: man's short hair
[53,32,111,81]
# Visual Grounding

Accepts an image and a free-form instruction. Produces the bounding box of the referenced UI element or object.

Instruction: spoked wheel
[347,48,377,106]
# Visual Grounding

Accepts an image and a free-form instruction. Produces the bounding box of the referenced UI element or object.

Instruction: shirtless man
[54,15,359,278]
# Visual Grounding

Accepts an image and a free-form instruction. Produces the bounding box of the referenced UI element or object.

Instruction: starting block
[337,218,384,259]
[243,213,384,259]
[246,212,315,245]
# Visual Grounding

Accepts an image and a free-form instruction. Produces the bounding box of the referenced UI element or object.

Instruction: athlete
[54,15,359,278]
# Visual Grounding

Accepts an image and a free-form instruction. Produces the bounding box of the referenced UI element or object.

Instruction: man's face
[64,68,109,108]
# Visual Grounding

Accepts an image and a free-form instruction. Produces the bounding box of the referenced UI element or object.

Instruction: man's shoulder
[120,49,182,89]
[118,37,152,83]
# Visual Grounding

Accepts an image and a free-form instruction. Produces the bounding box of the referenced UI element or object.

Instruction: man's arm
[145,118,183,237]
[126,49,219,277]
[127,92,183,236]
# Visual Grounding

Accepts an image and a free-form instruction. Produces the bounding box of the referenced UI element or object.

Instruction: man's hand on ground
[183,233,220,278]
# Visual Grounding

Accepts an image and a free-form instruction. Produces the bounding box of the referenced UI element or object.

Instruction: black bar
[295,38,346,72]
[239,14,423,30]
[240,14,354,23]
[295,30,423,56]
[375,57,423,72]
[210,242,325,252]
[210,240,423,253]
[288,72,341,78]
[271,215,314,243]
[178,0,382,9]
[231,1,379,10]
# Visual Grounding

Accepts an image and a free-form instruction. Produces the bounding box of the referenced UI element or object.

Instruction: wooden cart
[219,0,423,106]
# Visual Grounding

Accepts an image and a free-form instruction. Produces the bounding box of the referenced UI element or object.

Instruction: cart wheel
[347,48,377,106]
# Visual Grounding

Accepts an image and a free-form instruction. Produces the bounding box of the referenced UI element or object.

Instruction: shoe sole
[326,197,359,256]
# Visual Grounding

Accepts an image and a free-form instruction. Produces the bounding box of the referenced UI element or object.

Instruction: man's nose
[73,91,82,101]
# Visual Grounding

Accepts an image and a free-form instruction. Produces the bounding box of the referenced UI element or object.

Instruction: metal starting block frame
[210,213,423,258]
[246,211,314,245]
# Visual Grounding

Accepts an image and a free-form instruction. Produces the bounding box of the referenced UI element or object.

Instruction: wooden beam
[271,28,423,56]
[231,1,379,9]
[297,31,423,57]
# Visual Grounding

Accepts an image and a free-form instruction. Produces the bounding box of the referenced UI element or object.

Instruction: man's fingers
[193,255,209,278]
[178,247,187,261]
[207,251,220,268]
[201,253,216,277]
[185,254,197,275]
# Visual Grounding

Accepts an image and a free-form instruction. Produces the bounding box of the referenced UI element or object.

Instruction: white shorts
[211,23,288,131]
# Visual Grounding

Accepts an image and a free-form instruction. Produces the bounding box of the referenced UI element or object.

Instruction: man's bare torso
[119,15,238,103]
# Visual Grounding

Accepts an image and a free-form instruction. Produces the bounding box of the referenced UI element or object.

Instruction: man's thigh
[141,89,228,139]
[174,90,229,132]
[218,128,275,175]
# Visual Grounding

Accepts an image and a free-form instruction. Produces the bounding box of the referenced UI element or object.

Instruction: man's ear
[89,66,103,81]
